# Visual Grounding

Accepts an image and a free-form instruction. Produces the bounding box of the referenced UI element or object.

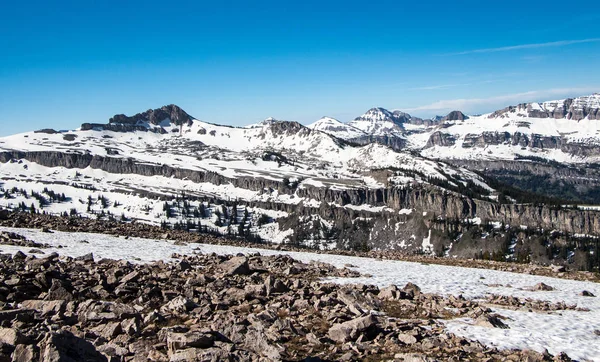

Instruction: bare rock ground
[0,247,574,361]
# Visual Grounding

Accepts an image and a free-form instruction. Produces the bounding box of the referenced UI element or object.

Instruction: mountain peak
[359,107,395,122]
[307,116,365,139]
[309,116,343,126]
[80,104,194,132]
[443,110,468,121]
[109,104,193,126]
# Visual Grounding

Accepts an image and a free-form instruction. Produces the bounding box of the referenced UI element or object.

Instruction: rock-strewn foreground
[1,247,574,360]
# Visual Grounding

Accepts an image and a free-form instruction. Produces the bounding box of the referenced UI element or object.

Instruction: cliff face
[425,131,456,148]
[490,95,600,120]
[425,130,600,157]
[346,135,406,151]
[3,150,600,235]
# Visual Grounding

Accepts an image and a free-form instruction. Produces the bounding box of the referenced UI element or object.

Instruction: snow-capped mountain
[2,93,600,256]
[307,117,366,139]
[347,107,406,137]
[0,104,499,251]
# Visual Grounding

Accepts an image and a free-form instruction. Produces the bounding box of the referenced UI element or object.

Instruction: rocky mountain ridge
[2,94,600,269]
[489,93,600,120]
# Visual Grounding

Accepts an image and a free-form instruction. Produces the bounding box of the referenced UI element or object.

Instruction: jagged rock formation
[443,110,468,121]
[81,105,193,132]
[490,93,600,120]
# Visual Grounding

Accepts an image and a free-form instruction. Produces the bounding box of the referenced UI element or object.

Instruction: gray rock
[160,296,196,315]
[475,314,509,329]
[40,330,107,362]
[74,253,94,262]
[167,331,214,352]
[0,328,26,346]
[91,322,122,340]
[11,344,37,362]
[220,257,251,276]
[532,283,554,291]
[244,329,283,361]
[328,314,378,343]
[394,353,434,362]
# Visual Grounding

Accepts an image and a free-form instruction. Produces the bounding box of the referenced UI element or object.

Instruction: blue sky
[1,0,599,135]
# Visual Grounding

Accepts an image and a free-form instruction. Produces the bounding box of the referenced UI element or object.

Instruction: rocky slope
[0,234,575,361]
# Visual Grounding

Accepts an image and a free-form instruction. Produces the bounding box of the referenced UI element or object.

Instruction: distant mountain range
[1,93,600,267]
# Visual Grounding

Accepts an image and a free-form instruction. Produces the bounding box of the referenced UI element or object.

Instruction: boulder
[475,314,509,329]
[328,314,378,343]
[77,300,139,324]
[402,282,421,299]
[532,283,554,291]
[167,331,214,352]
[40,330,107,362]
[160,296,196,315]
[74,253,94,262]
[11,344,37,362]
[0,328,26,345]
[220,257,251,276]
[91,322,122,340]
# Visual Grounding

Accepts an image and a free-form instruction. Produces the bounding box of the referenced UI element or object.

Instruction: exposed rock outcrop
[81,104,193,132]
[443,110,468,121]
[489,94,600,120]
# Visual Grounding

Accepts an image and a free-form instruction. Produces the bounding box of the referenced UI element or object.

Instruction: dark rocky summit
[442,111,468,121]
[80,105,193,132]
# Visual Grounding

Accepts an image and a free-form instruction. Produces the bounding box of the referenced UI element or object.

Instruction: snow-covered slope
[419,93,600,163]
[0,114,484,186]
[347,107,406,137]
[3,95,600,249]
[307,117,366,139]
[0,105,499,247]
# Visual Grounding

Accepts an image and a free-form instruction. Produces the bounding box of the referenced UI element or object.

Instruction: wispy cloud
[402,87,599,114]
[409,79,497,91]
[443,38,600,56]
